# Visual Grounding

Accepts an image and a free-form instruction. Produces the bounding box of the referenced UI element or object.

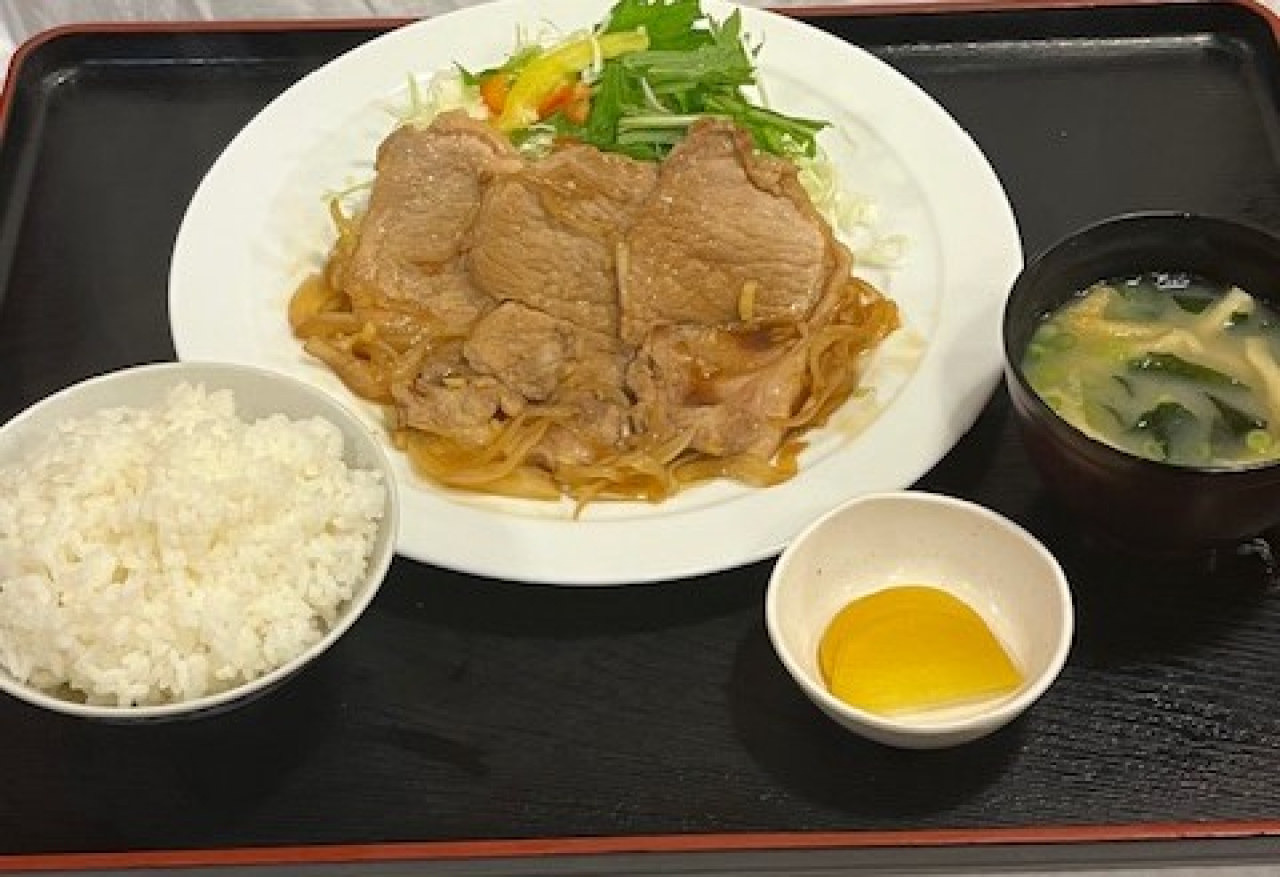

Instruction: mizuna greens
[459,0,829,162]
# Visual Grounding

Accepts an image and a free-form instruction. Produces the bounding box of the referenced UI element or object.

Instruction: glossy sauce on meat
[290,112,900,502]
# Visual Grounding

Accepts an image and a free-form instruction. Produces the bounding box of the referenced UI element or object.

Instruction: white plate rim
[168,0,1022,585]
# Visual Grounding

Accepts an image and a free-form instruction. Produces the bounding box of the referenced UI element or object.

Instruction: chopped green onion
[1247,429,1273,453]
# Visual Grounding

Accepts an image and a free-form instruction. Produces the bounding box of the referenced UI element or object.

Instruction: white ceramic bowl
[765,491,1073,749]
[0,361,400,721]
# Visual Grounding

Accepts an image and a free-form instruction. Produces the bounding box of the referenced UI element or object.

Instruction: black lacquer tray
[4,2,1280,873]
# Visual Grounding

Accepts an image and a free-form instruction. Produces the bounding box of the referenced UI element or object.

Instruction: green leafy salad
[403,0,906,266]
[410,0,827,163]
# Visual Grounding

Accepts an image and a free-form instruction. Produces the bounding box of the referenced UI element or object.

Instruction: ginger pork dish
[288,1,901,506]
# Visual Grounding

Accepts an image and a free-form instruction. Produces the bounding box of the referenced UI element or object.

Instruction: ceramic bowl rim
[764,490,1074,743]
[0,360,401,721]
[1001,210,1280,478]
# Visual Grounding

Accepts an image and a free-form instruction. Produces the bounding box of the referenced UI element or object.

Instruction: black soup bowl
[1002,212,1280,556]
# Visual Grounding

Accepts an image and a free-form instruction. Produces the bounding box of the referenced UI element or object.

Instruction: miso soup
[1021,272,1280,466]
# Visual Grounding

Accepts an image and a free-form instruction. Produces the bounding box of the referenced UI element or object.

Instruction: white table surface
[1,1,1279,874]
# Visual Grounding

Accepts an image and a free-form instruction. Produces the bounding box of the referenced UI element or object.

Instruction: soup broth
[1021,273,1280,466]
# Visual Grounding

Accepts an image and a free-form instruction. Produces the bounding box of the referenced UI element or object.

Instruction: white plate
[169,0,1021,586]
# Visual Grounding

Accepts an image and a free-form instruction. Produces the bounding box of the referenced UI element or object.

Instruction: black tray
[5,2,1280,873]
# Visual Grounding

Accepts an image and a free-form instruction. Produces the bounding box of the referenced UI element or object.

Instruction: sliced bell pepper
[537,79,593,124]
[479,71,514,116]
[563,82,592,126]
[495,28,649,132]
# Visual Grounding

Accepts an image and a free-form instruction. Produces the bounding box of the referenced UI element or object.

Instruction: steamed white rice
[0,382,387,707]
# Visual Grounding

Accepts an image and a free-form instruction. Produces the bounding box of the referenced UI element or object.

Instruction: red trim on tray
[2,0,1280,870]
[775,0,1280,47]
[782,0,1278,25]
[2,0,1278,127]
[0,17,406,132]
[3,821,1280,871]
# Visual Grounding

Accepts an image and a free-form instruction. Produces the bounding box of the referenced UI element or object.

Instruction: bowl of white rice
[0,361,399,721]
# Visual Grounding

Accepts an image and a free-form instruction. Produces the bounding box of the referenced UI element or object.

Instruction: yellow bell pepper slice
[495,28,649,132]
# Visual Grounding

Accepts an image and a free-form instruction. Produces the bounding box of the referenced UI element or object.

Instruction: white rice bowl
[0,362,399,720]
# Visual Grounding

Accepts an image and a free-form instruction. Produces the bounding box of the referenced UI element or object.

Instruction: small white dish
[765,491,1073,749]
[0,361,399,721]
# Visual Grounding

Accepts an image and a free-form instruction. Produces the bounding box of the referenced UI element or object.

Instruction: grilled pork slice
[394,380,505,449]
[391,135,649,460]
[354,113,886,484]
[468,144,657,337]
[463,301,623,402]
[621,119,869,459]
[419,142,655,465]
[342,111,520,333]
[627,321,812,458]
[464,301,630,466]
[619,119,846,346]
